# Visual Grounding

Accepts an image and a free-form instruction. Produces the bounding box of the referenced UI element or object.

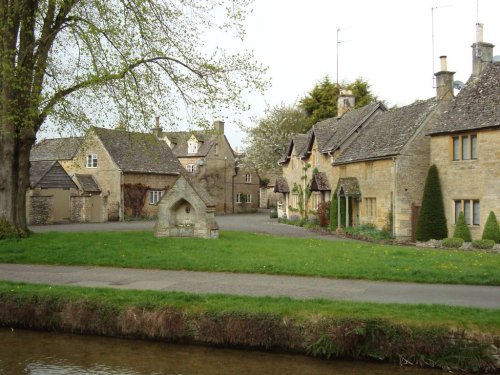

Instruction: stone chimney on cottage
[337,90,355,117]
[471,23,495,78]
[434,56,455,101]
[214,120,225,134]
[152,116,163,139]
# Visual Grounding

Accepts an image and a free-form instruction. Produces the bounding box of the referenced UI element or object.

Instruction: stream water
[0,328,467,375]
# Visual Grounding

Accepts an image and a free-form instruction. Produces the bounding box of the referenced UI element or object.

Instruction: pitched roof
[92,127,183,175]
[429,62,500,135]
[74,174,101,193]
[29,161,77,189]
[30,137,83,161]
[274,176,290,193]
[334,99,438,165]
[278,103,384,164]
[163,130,227,158]
[317,102,384,152]
[310,172,331,191]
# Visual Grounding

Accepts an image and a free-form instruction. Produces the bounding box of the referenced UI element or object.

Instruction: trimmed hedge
[472,239,495,250]
[453,212,472,242]
[415,165,447,241]
[442,238,464,249]
[482,211,500,244]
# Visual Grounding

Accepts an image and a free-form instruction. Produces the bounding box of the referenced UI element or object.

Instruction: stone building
[155,173,219,238]
[157,120,260,213]
[428,25,500,240]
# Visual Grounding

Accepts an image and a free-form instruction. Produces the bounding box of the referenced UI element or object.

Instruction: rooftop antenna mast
[336,27,351,89]
[431,4,452,87]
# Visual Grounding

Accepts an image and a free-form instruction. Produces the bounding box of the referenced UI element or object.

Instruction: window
[312,193,321,210]
[214,143,218,155]
[86,154,97,168]
[245,173,251,183]
[149,190,163,205]
[236,193,251,204]
[291,193,299,209]
[452,134,477,161]
[185,164,195,173]
[188,139,198,154]
[454,199,480,225]
[365,197,376,217]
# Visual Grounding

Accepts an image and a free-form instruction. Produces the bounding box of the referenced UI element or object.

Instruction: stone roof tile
[30,137,83,161]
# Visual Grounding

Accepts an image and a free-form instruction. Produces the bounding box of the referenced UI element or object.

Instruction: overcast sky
[217,0,500,149]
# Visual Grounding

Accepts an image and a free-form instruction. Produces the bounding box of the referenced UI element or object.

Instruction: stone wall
[430,128,500,240]
[28,195,53,225]
[70,196,90,222]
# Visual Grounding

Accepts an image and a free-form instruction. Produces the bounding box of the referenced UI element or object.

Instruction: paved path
[1,263,499,308]
[29,212,348,241]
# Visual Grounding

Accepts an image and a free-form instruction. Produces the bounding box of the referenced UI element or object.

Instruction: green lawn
[1,231,499,285]
[2,281,499,334]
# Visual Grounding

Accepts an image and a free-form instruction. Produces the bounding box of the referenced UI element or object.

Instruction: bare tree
[0,0,267,232]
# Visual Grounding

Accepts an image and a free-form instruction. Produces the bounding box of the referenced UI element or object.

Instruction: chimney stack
[472,23,495,77]
[214,120,224,134]
[337,90,355,117]
[152,115,163,138]
[434,56,455,101]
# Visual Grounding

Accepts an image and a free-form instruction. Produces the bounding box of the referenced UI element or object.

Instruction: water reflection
[0,329,458,375]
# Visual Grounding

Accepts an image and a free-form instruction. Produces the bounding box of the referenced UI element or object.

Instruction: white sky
[218,0,500,149]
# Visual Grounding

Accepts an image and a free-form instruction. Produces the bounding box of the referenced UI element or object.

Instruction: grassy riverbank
[1,231,499,285]
[1,281,499,372]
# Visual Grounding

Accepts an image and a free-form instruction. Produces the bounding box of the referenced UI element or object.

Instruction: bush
[472,239,495,250]
[345,224,393,241]
[415,165,447,241]
[442,237,464,249]
[317,201,330,227]
[482,211,500,243]
[453,212,472,242]
[0,218,29,240]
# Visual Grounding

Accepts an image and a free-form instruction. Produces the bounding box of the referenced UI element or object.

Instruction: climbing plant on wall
[123,183,151,217]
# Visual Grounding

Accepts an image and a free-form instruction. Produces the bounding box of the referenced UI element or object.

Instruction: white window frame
[185,164,196,173]
[188,139,198,154]
[236,193,251,204]
[245,173,251,183]
[149,190,163,205]
[86,154,97,168]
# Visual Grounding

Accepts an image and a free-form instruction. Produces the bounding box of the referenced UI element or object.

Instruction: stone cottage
[156,119,260,213]
[428,25,500,240]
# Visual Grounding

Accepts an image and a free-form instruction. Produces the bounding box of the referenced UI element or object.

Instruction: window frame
[185,164,195,173]
[365,197,376,218]
[245,173,251,183]
[453,199,480,226]
[451,134,477,161]
[149,190,163,205]
[86,154,97,168]
[187,139,198,154]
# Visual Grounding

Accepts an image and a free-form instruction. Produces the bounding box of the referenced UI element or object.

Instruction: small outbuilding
[154,173,219,238]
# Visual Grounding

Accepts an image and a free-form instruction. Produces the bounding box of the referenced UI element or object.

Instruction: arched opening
[170,198,196,227]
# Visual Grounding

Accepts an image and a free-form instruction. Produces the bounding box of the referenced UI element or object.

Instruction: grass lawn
[2,281,499,334]
[1,231,499,285]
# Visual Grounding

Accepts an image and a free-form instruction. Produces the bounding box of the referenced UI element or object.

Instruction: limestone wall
[430,128,500,240]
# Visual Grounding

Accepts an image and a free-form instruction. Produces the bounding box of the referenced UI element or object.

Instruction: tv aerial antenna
[431,4,452,87]
[336,27,351,88]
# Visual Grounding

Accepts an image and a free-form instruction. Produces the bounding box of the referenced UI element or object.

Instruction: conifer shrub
[442,237,464,249]
[472,239,495,250]
[453,212,472,242]
[482,211,500,243]
[415,165,447,241]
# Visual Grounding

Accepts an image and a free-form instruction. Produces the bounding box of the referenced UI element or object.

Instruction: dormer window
[86,154,97,168]
[188,135,198,154]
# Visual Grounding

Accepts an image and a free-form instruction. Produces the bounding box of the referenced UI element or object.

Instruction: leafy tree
[0,0,267,232]
[242,104,307,175]
[453,212,472,242]
[415,165,447,241]
[482,211,500,243]
[299,77,378,129]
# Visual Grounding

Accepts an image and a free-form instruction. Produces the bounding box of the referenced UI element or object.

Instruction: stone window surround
[185,164,196,173]
[86,154,97,168]
[245,173,251,183]
[451,133,477,161]
[365,197,376,217]
[149,190,163,205]
[453,199,480,226]
[236,193,251,204]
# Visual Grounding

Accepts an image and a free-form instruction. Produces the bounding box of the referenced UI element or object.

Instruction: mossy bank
[1,282,499,373]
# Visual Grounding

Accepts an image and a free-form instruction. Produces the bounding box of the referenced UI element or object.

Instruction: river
[0,328,466,374]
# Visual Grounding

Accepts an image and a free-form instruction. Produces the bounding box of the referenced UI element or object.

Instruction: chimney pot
[155,116,160,127]
[214,120,224,134]
[439,56,448,71]
[476,23,483,43]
